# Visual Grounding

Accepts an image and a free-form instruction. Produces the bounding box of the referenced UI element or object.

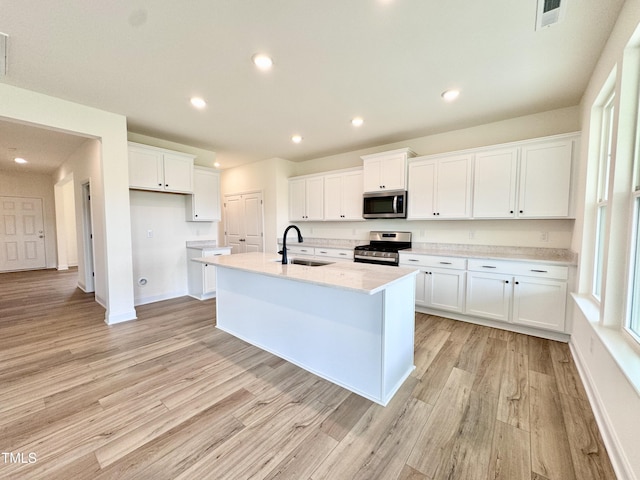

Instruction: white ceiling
[0,0,625,172]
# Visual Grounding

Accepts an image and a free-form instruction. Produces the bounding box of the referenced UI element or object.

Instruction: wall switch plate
[540,231,549,242]
[147,230,153,238]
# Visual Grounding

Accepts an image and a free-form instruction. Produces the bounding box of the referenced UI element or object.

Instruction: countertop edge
[194,253,417,295]
[401,248,577,266]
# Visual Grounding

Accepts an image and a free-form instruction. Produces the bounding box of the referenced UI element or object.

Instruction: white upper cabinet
[472,136,576,219]
[186,167,221,222]
[289,176,324,221]
[472,148,518,218]
[518,139,573,218]
[128,142,194,193]
[361,148,415,192]
[324,169,363,221]
[408,153,472,219]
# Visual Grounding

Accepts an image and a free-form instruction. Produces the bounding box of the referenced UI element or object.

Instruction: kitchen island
[195,252,418,406]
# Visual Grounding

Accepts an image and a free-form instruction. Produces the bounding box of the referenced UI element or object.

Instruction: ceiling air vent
[536,0,565,30]
[0,33,7,76]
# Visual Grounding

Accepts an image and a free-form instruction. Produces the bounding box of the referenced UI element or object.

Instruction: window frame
[592,92,615,302]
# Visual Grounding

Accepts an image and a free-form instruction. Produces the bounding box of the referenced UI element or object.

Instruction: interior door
[224,195,243,254]
[0,196,46,271]
[224,192,264,254]
[243,192,263,253]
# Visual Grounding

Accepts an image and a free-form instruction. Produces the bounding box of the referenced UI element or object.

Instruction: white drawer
[467,259,514,274]
[202,248,231,257]
[509,262,569,280]
[400,254,466,270]
[467,258,568,280]
[286,245,314,256]
[315,247,354,260]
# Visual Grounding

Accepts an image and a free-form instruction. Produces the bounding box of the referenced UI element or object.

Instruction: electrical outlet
[147,229,153,238]
[540,231,549,242]
[469,231,475,240]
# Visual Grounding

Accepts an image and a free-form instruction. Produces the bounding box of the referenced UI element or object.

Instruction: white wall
[292,106,580,175]
[0,170,57,268]
[129,190,218,305]
[222,157,295,253]
[62,180,77,266]
[570,1,640,478]
[55,139,107,303]
[270,107,580,249]
[0,83,137,324]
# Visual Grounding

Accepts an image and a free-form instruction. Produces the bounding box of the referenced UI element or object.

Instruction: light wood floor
[0,268,616,480]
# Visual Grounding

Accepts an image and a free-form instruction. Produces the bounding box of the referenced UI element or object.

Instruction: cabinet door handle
[408,259,419,262]
[439,261,452,265]
[339,253,347,256]
[505,280,509,284]
[515,281,520,285]
[319,251,327,254]
[530,269,548,273]
[482,265,497,268]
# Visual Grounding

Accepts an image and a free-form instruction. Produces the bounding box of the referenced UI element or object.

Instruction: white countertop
[402,246,577,266]
[194,252,418,295]
[186,240,231,251]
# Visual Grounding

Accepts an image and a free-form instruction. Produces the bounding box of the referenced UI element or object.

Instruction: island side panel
[381,274,417,404]
[215,266,386,403]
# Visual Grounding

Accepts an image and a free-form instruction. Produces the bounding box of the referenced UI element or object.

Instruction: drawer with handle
[467,258,568,280]
[286,245,314,256]
[315,248,354,260]
[399,254,466,270]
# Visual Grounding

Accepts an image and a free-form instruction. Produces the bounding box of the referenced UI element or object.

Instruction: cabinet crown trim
[360,147,416,161]
[128,141,197,160]
[407,132,580,164]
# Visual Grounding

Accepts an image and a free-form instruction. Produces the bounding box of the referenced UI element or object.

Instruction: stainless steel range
[354,231,412,266]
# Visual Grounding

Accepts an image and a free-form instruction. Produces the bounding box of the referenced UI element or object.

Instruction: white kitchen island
[195,252,418,406]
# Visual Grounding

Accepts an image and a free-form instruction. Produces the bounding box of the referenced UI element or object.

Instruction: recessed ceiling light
[291,134,303,144]
[252,53,273,70]
[441,89,460,102]
[213,162,221,168]
[190,97,207,109]
[351,117,364,127]
[14,157,27,164]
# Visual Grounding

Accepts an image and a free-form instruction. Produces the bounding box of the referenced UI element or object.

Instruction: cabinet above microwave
[361,148,416,193]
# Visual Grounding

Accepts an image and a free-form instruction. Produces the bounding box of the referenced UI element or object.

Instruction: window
[628,196,640,340]
[592,93,615,301]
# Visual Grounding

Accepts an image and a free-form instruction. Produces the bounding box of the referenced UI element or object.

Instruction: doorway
[0,196,46,272]
[224,191,264,254]
[81,182,96,293]
[54,174,78,271]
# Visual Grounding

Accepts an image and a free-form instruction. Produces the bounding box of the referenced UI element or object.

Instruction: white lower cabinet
[512,276,567,331]
[278,245,354,262]
[400,254,466,313]
[465,259,568,332]
[402,252,571,336]
[187,247,231,300]
[465,271,512,322]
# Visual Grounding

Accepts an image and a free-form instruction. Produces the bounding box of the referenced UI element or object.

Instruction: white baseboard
[104,309,137,325]
[134,290,187,306]
[569,341,636,480]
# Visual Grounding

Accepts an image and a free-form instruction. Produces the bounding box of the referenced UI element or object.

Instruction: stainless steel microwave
[363,190,407,219]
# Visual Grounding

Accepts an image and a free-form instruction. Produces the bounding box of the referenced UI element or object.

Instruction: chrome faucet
[279,225,303,264]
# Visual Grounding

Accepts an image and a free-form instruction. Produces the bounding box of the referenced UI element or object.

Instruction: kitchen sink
[291,259,334,267]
